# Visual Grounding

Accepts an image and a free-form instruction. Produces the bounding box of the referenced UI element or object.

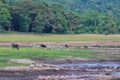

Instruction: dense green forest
[0,0,120,34]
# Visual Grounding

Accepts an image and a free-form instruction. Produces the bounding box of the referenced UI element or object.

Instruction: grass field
[0,34,120,42]
[0,47,99,66]
[0,34,119,66]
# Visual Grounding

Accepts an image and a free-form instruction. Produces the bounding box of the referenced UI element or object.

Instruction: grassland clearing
[0,47,120,80]
[0,34,120,42]
[0,34,119,66]
[0,47,99,66]
[0,34,120,80]
[0,47,120,67]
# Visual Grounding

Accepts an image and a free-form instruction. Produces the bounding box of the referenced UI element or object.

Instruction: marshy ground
[0,40,120,80]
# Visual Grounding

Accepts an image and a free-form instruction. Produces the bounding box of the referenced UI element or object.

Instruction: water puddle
[0,77,36,80]
[0,61,119,80]
[112,72,120,76]
[57,61,120,68]
[56,61,120,76]
[69,78,92,80]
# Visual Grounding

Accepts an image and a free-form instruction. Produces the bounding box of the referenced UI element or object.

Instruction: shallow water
[0,76,36,80]
[57,61,120,76]
[0,61,119,80]
[57,61,120,68]
[112,72,120,76]
[68,78,93,80]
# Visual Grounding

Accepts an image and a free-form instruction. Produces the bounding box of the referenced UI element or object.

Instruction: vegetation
[0,47,99,66]
[0,34,120,42]
[0,0,120,34]
[0,47,120,66]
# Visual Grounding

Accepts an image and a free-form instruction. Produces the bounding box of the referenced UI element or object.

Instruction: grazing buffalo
[11,43,19,50]
[65,44,69,48]
[84,45,88,48]
[40,44,47,48]
[93,44,100,48]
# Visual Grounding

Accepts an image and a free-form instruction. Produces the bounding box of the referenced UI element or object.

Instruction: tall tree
[0,1,11,32]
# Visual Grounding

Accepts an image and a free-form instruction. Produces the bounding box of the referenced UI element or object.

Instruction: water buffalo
[65,44,69,48]
[11,43,19,50]
[40,44,47,48]
[84,45,88,48]
[92,44,100,48]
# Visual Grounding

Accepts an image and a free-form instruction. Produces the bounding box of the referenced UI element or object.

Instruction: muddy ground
[0,58,120,80]
[0,41,120,80]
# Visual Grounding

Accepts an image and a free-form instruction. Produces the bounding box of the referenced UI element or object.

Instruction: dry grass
[0,34,119,42]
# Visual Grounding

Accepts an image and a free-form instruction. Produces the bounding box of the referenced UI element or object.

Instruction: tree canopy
[0,0,120,34]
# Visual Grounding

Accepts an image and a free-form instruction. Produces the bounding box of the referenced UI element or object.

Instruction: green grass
[0,33,119,67]
[0,47,120,67]
[0,34,120,42]
[0,47,99,66]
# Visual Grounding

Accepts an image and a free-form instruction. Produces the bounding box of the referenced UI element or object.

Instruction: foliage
[0,0,120,34]
[0,1,11,32]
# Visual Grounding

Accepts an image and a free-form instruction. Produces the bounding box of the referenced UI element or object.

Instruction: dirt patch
[8,59,35,64]
[0,62,120,80]
[1,58,119,80]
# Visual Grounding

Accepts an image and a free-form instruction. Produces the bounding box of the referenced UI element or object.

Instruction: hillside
[39,0,120,13]
[0,0,120,34]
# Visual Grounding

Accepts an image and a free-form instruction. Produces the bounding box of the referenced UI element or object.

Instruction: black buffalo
[84,45,88,48]
[92,44,100,48]
[11,43,19,50]
[65,44,69,48]
[40,44,47,48]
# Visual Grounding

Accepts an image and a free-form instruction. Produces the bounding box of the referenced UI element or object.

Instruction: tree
[0,2,11,32]
[80,10,117,34]
[0,0,120,34]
